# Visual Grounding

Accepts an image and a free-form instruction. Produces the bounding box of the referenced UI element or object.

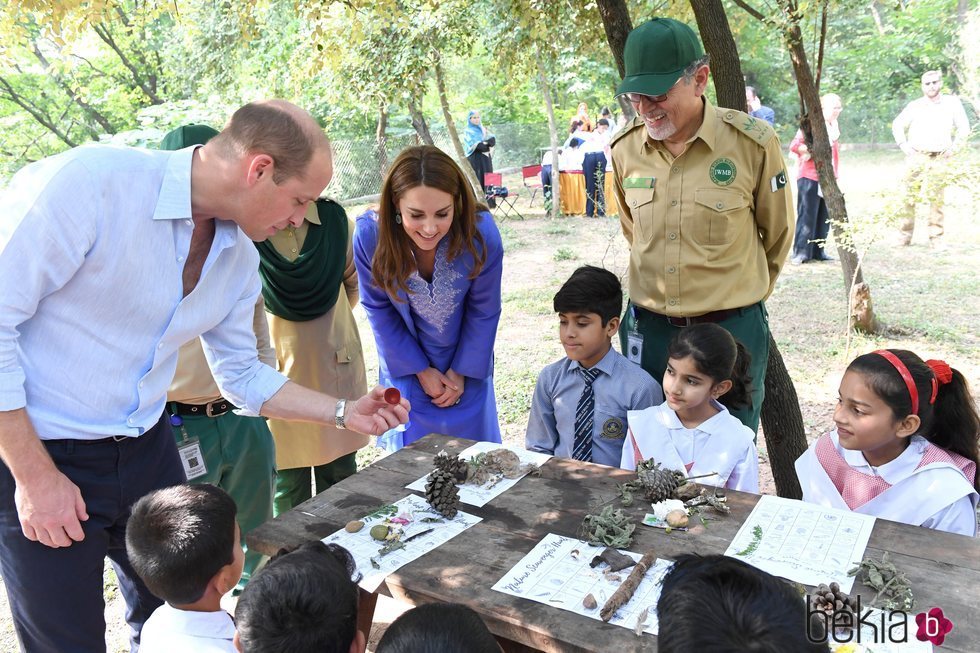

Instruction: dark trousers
[583,152,607,217]
[273,451,358,516]
[620,301,770,434]
[540,164,553,198]
[0,413,186,652]
[793,177,831,261]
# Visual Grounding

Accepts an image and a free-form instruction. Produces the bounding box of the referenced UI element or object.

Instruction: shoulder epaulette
[719,108,775,147]
[609,115,645,149]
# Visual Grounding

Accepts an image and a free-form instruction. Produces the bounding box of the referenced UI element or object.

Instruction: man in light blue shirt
[0,100,408,652]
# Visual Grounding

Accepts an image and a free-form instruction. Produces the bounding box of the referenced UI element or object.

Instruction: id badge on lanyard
[170,414,208,480]
[626,304,643,365]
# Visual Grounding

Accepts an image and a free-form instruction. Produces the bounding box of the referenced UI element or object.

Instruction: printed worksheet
[406,442,551,507]
[725,495,875,592]
[321,494,481,592]
[492,533,672,636]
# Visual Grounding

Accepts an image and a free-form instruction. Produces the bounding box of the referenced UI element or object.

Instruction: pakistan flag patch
[709,158,736,186]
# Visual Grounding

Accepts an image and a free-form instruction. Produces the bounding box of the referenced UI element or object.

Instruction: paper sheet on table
[725,495,875,593]
[406,442,551,507]
[321,494,481,592]
[492,533,672,636]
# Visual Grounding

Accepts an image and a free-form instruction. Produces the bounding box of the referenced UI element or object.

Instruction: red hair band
[873,350,919,415]
[926,359,953,405]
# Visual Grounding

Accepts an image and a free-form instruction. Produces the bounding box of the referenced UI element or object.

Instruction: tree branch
[0,75,78,147]
[92,22,163,104]
[729,0,767,22]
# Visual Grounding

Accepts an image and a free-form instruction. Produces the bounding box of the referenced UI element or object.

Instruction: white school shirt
[622,400,759,492]
[558,147,585,172]
[581,130,611,155]
[795,431,978,537]
[139,603,237,653]
[0,144,288,439]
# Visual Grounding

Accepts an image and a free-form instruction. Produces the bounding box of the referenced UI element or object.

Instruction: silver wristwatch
[335,399,347,430]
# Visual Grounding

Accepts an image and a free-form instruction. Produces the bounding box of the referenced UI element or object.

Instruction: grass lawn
[1,148,976,652]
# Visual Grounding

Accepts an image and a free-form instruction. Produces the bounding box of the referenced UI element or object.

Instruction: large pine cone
[811,582,855,630]
[636,459,681,503]
[433,451,469,483]
[424,468,460,518]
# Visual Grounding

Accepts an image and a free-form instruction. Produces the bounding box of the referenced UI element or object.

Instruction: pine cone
[424,469,460,518]
[433,451,469,483]
[635,459,681,503]
[811,582,855,630]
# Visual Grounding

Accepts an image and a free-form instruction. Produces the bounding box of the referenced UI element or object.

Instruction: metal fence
[327,122,552,201]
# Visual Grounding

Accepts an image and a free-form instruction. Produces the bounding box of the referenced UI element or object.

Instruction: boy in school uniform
[526,266,663,466]
[126,484,243,653]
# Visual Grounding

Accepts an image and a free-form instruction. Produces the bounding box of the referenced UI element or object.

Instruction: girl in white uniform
[795,349,979,537]
[622,324,759,492]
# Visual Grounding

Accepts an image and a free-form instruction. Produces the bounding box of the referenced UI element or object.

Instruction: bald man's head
[211,100,329,184]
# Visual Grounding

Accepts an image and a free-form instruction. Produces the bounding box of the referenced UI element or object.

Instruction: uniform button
[290,248,297,253]
[670,200,677,206]
[668,266,676,273]
[726,112,734,119]
[668,299,677,306]
[716,202,724,209]
[346,354,352,361]
[185,220,193,226]
[671,167,680,174]
[631,199,638,207]
[177,256,184,262]
[668,232,677,240]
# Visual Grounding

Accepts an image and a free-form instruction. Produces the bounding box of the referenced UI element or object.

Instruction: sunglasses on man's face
[625,91,670,104]
[923,80,941,86]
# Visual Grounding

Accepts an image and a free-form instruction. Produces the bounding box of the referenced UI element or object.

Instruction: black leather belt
[637,305,742,327]
[170,398,236,418]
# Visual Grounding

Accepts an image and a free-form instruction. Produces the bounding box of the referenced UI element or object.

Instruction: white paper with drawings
[406,442,552,507]
[321,494,481,592]
[492,533,672,635]
[725,495,875,592]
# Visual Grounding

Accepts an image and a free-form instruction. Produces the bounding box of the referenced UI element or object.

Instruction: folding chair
[521,165,543,206]
[483,172,525,220]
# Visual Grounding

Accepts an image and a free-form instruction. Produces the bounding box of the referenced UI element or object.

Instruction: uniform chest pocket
[624,188,656,242]
[693,189,750,246]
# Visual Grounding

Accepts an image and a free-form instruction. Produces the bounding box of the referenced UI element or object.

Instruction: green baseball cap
[159,124,219,150]
[616,18,704,97]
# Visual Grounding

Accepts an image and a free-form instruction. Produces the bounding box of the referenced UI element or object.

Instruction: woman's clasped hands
[417,367,465,407]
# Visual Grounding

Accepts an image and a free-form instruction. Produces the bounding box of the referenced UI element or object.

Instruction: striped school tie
[572,367,601,462]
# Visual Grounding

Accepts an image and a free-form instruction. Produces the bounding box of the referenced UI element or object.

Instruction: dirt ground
[1,148,978,651]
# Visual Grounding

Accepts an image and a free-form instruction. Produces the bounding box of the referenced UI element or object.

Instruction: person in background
[526,266,662,466]
[599,106,616,135]
[463,110,495,196]
[558,137,585,173]
[258,194,369,517]
[540,147,557,202]
[570,101,593,132]
[788,93,843,265]
[892,70,970,246]
[354,146,503,451]
[582,119,612,218]
[746,85,775,125]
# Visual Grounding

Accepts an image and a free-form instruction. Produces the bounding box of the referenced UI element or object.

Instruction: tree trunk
[375,101,389,177]
[688,2,811,497]
[433,53,482,193]
[595,0,635,122]
[869,1,886,35]
[783,21,877,333]
[408,93,435,146]
[536,56,562,219]
[758,331,805,499]
[690,0,745,110]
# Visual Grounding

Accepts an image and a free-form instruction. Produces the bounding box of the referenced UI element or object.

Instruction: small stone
[345,520,364,533]
[369,524,390,541]
[583,593,597,610]
[665,510,689,528]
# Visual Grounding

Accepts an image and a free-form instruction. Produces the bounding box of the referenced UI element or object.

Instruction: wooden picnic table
[247,434,980,652]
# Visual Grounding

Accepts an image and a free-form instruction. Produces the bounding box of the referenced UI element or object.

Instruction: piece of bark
[590,547,636,572]
[600,550,656,622]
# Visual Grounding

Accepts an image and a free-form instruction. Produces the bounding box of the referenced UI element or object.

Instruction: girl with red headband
[795,349,979,536]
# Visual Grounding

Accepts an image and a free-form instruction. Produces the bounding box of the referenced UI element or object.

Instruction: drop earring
[394,212,402,225]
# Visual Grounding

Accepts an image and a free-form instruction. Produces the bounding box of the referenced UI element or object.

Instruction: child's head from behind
[553,265,621,369]
[234,541,363,653]
[665,324,752,418]
[126,483,242,606]
[839,349,979,476]
[375,603,502,653]
[657,554,829,653]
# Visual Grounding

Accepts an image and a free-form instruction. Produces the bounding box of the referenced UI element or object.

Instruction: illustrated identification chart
[492,533,672,635]
[406,442,551,507]
[322,494,481,592]
[725,495,875,592]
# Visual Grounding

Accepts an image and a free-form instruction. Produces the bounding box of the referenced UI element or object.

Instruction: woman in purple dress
[354,146,503,451]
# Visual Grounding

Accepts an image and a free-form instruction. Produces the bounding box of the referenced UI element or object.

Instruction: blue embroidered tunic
[353,209,503,450]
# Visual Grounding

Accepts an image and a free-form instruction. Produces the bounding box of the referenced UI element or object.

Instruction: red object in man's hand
[383,387,401,405]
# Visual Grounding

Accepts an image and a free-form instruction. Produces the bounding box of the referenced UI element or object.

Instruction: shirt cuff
[0,370,27,411]
[235,364,289,417]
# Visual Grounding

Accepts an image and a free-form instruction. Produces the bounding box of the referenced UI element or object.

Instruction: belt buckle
[206,401,221,418]
[668,315,694,327]
[112,435,128,442]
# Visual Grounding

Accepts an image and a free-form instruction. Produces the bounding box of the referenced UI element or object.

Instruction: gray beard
[645,119,678,141]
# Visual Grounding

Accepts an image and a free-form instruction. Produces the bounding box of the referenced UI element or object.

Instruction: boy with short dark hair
[526,265,662,466]
[376,603,502,653]
[234,541,365,653]
[656,554,830,653]
[126,484,243,652]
